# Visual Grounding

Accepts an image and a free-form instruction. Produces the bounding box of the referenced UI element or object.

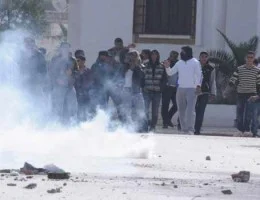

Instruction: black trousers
[194,94,209,134]
[161,86,178,126]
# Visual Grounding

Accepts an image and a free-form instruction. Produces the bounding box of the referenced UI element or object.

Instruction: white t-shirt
[124,69,133,88]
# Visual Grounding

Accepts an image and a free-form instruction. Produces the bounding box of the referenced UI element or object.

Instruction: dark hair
[114,38,123,44]
[141,49,151,56]
[247,51,255,56]
[200,51,208,56]
[181,46,193,59]
[149,49,160,65]
[75,49,85,57]
[170,50,179,56]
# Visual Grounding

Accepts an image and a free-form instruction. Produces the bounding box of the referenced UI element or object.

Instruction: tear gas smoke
[0,30,154,174]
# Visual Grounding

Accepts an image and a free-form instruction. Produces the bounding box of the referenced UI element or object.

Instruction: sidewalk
[155,127,236,137]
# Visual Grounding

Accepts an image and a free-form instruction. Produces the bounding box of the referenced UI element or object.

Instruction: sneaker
[168,122,174,128]
[243,132,253,137]
[233,132,244,137]
[188,131,194,135]
[194,131,200,135]
[163,125,168,129]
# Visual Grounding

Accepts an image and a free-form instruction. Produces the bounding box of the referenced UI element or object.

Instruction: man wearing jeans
[248,95,260,137]
[163,46,202,134]
[229,51,260,137]
[161,50,179,129]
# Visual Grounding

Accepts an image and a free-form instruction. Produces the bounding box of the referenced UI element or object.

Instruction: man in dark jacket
[108,38,135,64]
[74,53,94,122]
[143,50,167,131]
[91,51,112,111]
[194,52,216,135]
[21,37,47,93]
[161,50,179,129]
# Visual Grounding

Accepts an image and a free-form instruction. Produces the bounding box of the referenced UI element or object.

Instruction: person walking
[194,52,216,135]
[229,51,260,137]
[163,46,202,134]
[161,50,179,129]
[143,50,167,132]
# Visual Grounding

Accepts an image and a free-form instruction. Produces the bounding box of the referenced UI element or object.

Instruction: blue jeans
[236,94,255,133]
[251,102,260,136]
[120,89,147,132]
[143,91,161,129]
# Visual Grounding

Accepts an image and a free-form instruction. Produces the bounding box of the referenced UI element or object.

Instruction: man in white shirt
[163,46,202,134]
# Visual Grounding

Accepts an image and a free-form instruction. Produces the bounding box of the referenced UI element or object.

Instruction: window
[133,0,197,43]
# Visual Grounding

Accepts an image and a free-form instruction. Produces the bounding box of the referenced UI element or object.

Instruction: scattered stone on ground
[203,183,209,185]
[7,183,16,187]
[222,189,232,195]
[24,183,37,189]
[161,182,166,186]
[26,176,33,179]
[206,156,211,161]
[48,172,70,180]
[231,171,250,183]
[47,188,62,194]
[171,181,175,184]
[10,171,19,176]
[174,185,178,188]
[63,183,67,186]
[0,169,11,173]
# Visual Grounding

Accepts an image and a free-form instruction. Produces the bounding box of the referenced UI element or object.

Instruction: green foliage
[208,30,259,104]
[208,29,259,76]
[0,0,47,35]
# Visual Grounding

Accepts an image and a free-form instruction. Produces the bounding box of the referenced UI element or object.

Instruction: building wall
[225,0,258,44]
[68,0,260,65]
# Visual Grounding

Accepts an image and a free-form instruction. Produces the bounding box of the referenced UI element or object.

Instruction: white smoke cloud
[0,30,154,174]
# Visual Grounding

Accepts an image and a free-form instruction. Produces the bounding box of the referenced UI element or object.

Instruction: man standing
[229,51,260,137]
[49,42,78,124]
[74,52,93,122]
[163,46,202,134]
[91,51,112,111]
[161,50,179,129]
[143,50,167,132]
[194,52,216,135]
[108,38,135,64]
[21,37,47,94]
[119,51,147,132]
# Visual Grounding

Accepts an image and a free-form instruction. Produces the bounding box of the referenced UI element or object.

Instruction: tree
[0,0,47,35]
[208,30,259,104]
[209,29,258,76]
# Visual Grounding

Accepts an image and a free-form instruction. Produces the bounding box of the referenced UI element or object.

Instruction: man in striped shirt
[229,51,260,137]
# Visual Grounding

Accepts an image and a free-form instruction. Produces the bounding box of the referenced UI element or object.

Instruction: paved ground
[0,134,259,200]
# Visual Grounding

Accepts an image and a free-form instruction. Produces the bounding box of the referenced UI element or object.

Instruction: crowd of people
[19,37,260,137]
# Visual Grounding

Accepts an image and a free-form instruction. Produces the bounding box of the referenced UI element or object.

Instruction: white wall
[225,0,258,43]
[69,0,134,65]
[68,0,260,64]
